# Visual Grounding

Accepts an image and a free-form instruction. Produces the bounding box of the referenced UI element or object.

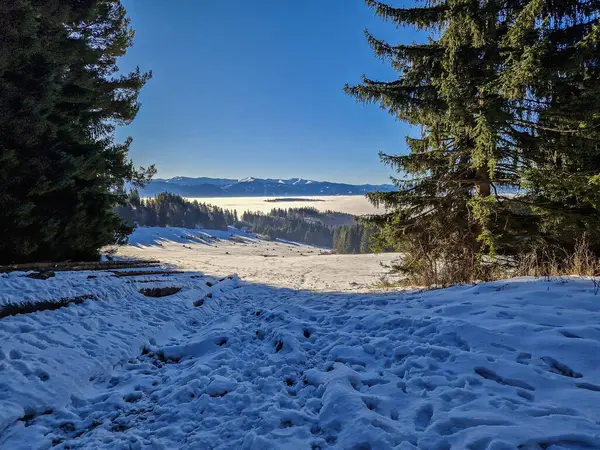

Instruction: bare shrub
[516,236,600,279]
[392,236,600,291]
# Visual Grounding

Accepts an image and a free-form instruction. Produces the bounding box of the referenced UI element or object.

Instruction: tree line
[346,0,600,285]
[241,209,335,248]
[333,225,378,255]
[241,207,376,253]
[117,192,237,231]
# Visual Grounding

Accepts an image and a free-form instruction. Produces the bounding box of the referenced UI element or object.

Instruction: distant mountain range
[139,176,395,198]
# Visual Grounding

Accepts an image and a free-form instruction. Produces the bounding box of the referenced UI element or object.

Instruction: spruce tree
[499,0,600,256]
[346,0,600,284]
[347,0,513,282]
[0,0,153,263]
[360,225,376,254]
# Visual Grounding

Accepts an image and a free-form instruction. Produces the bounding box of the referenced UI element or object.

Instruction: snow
[123,226,400,292]
[125,226,255,248]
[2,232,600,449]
[0,268,239,438]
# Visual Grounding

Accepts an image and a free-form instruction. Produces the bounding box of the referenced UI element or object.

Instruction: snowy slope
[0,268,239,438]
[2,267,600,448]
[122,226,401,292]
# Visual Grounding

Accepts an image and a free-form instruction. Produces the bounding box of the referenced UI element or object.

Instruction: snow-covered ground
[2,229,600,449]
[118,227,401,292]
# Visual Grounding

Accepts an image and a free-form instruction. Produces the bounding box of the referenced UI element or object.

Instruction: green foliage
[0,0,153,263]
[242,208,340,248]
[347,0,600,285]
[240,207,378,252]
[117,192,236,231]
[333,224,378,254]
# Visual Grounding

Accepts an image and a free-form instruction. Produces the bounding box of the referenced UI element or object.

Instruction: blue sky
[117,0,415,184]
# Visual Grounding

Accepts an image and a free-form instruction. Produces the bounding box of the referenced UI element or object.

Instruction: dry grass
[515,238,600,279]
[391,237,600,292]
[370,275,411,291]
[513,238,600,294]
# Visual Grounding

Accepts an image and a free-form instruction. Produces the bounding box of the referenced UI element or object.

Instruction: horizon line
[153,175,393,185]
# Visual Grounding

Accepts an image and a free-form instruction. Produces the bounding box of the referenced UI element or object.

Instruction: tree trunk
[475,167,491,197]
[473,166,492,262]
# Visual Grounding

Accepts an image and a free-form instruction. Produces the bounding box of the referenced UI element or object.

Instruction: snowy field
[1,228,600,449]
[118,227,400,292]
[182,195,383,216]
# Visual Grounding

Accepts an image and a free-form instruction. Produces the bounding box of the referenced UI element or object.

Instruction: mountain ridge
[140,176,395,197]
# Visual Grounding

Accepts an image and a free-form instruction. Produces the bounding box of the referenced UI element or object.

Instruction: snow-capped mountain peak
[140,176,395,198]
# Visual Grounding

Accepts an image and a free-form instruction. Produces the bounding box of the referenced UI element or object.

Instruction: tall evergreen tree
[499,0,600,255]
[0,0,153,263]
[346,0,600,284]
[360,225,377,254]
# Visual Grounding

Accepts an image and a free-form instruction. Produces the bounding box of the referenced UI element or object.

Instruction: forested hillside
[117,192,237,231]
[241,208,375,252]
[116,193,378,253]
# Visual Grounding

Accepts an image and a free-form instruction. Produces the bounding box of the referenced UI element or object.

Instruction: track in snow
[4,278,600,449]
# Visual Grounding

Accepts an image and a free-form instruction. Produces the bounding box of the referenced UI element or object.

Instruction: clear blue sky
[117,0,416,184]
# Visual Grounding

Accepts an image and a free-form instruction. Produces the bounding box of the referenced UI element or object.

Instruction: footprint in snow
[540,356,583,378]
[516,353,531,365]
[576,382,600,392]
[474,367,535,391]
[490,342,516,352]
[414,404,433,431]
[559,330,582,339]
